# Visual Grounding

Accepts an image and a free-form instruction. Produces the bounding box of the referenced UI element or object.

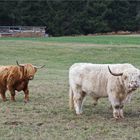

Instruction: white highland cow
[69,63,140,119]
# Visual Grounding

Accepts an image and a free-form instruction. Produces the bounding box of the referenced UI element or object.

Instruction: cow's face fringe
[22,64,37,80]
[122,68,140,91]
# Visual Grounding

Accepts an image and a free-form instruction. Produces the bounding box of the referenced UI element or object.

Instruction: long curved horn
[108,66,123,76]
[34,65,45,69]
[16,61,24,67]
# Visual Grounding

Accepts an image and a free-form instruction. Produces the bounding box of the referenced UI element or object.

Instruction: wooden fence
[0,26,46,37]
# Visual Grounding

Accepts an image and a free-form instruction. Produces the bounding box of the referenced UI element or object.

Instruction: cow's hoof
[76,114,82,118]
[76,112,82,116]
[3,99,8,102]
[24,100,29,103]
[11,99,16,102]
[93,103,97,106]
[113,114,120,120]
[77,113,82,115]
[114,115,124,120]
[114,116,119,120]
[119,115,124,119]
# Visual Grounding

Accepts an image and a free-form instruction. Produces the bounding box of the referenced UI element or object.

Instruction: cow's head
[16,61,45,80]
[108,66,140,92]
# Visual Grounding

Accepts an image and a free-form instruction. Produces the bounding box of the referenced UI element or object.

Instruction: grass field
[0,35,140,140]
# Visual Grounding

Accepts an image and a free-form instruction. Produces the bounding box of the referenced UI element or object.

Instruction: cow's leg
[7,84,16,101]
[92,97,99,106]
[69,87,74,110]
[125,93,133,103]
[73,94,83,115]
[80,91,86,112]
[112,104,125,119]
[112,105,121,119]
[0,89,7,101]
[73,89,86,115]
[1,93,7,101]
[119,105,124,118]
[23,88,29,103]
[10,90,16,101]
[108,94,122,119]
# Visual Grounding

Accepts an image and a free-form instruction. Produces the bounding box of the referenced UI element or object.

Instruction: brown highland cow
[0,61,44,102]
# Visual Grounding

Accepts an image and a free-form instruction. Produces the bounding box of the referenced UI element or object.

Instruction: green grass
[1,35,140,45]
[0,35,140,140]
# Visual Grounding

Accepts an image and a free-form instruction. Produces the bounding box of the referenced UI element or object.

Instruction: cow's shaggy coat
[69,63,140,119]
[0,62,44,102]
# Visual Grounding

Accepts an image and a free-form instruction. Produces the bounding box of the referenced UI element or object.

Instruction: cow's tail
[69,87,74,110]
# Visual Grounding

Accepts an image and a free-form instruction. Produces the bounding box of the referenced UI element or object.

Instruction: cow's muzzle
[129,82,139,90]
[29,76,34,80]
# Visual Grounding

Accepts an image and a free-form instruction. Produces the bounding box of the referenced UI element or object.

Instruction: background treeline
[0,0,140,36]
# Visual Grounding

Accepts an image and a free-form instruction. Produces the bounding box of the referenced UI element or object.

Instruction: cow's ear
[34,67,37,72]
[18,65,25,71]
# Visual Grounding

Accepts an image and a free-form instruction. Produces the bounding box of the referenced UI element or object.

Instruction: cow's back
[0,65,22,85]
